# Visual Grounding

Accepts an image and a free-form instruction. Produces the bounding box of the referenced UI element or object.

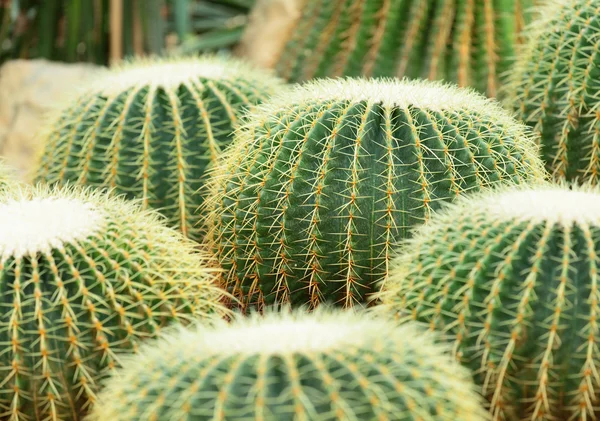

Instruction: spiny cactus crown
[379,183,600,421]
[35,55,283,241]
[0,194,104,259]
[205,77,546,311]
[89,309,488,421]
[275,0,535,96]
[0,184,227,421]
[506,0,600,183]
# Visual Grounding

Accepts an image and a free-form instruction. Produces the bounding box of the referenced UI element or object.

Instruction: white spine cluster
[0,196,104,260]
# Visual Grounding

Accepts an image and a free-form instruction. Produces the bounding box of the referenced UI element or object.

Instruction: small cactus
[88,308,488,421]
[0,184,227,421]
[35,55,283,241]
[380,183,600,421]
[506,0,600,184]
[272,0,534,96]
[205,77,546,311]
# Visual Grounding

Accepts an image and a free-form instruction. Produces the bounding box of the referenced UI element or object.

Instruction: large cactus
[506,0,600,184]
[268,0,535,96]
[35,55,282,241]
[379,183,600,421]
[88,309,488,421]
[0,184,227,421]
[205,77,546,311]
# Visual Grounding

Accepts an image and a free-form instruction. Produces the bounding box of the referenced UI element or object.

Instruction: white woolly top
[133,310,414,359]
[283,78,510,115]
[94,56,272,96]
[0,197,104,260]
[484,186,600,225]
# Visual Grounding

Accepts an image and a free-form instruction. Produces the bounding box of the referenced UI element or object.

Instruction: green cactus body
[88,309,488,421]
[205,78,546,311]
[274,0,535,96]
[0,184,227,421]
[34,56,282,241]
[380,184,600,420]
[506,0,600,184]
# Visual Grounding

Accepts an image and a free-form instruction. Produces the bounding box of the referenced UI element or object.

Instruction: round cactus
[88,308,488,421]
[34,55,283,241]
[379,183,600,421]
[506,0,600,184]
[269,0,535,96]
[205,77,546,311]
[0,184,227,421]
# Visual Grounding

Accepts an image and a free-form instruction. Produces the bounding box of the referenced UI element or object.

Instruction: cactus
[506,0,600,184]
[379,183,600,421]
[34,55,283,241]
[0,184,227,421]
[204,77,546,311]
[88,308,488,421]
[271,0,535,96]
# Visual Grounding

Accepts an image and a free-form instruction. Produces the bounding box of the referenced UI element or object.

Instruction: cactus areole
[89,309,487,421]
[0,185,226,421]
[35,56,282,241]
[381,184,600,421]
[205,77,546,311]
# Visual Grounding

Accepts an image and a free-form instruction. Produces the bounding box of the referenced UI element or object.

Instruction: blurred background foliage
[0,0,255,65]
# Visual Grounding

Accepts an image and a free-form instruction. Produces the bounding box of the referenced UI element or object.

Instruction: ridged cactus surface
[506,0,600,183]
[89,309,487,421]
[0,184,227,421]
[274,0,535,96]
[205,78,546,311]
[35,56,282,241]
[380,184,600,421]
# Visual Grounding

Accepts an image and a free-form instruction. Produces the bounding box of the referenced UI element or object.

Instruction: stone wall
[0,59,102,182]
[235,0,304,70]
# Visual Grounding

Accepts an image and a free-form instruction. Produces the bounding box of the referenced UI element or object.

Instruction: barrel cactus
[205,77,546,311]
[379,183,600,421]
[271,0,535,96]
[0,184,227,421]
[35,55,282,241]
[88,308,488,421]
[506,0,600,184]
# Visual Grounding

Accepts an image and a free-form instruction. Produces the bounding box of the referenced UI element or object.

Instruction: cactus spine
[272,0,535,96]
[380,184,600,421]
[0,184,227,421]
[88,309,488,421]
[205,77,546,311]
[506,0,600,184]
[35,56,282,241]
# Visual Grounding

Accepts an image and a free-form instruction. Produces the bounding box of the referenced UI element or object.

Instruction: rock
[235,0,304,70]
[0,59,103,182]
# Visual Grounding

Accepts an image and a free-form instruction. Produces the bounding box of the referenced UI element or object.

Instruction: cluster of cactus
[89,309,488,421]
[506,0,600,184]
[379,183,600,420]
[35,56,282,241]
[205,77,545,311]
[1,0,599,418]
[0,183,226,420]
[270,0,535,96]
